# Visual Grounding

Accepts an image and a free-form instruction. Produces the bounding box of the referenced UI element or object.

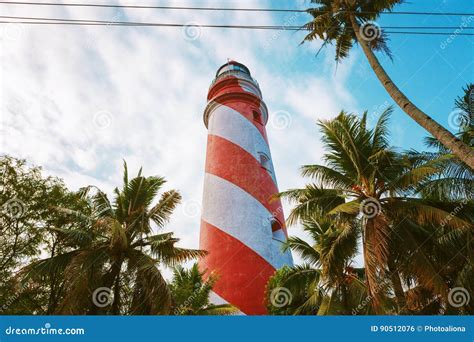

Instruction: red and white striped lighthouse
[199,61,293,315]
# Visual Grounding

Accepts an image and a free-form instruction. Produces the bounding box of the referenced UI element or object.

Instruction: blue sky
[265,0,474,150]
[0,0,472,267]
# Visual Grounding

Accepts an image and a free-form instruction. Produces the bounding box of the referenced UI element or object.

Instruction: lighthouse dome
[215,60,251,77]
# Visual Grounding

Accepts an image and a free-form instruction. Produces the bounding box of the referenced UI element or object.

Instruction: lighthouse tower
[199,61,293,315]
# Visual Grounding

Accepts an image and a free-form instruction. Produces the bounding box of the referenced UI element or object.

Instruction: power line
[1,17,473,36]
[2,15,473,31]
[0,1,308,12]
[0,20,292,29]
[2,15,302,29]
[0,1,474,16]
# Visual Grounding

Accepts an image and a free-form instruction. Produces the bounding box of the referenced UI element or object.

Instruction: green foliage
[0,156,91,314]
[266,265,321,315]
[0,157,206,315]
[303,0,402,62]
[420,84,474,200]
[170,263,238,315]
[274,109,473,315]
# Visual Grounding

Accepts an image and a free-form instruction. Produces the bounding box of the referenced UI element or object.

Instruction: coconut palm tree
[266,214,383,315]
[418,84,474,200]
[392,216,474,314]
[170,263,238,315]
[280,108,472,313]
[303,0,474,168]
[402,85,474,314]
[20,162,206,315]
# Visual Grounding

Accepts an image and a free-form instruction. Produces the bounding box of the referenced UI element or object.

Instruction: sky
[0,0,473,269]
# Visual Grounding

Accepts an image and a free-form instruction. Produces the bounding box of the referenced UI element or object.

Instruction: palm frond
[283,237,320,266]
[327,199,360,215]
[372,106,393,151]
[149,190,182,228]
[128,250,171,314]
[47,227,93,247]
[279,185,346,225]
[386,199,472,230]
[300,164,354,190]
[145,233,207,266]
[19,250,81,282]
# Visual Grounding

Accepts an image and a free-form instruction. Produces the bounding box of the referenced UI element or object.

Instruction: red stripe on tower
[199,61,293,315]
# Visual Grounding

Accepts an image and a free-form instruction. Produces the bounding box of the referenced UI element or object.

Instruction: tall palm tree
[21,162,206,315]
[170,263,238,315]
[280,108,472,313]
[303,0,474,168]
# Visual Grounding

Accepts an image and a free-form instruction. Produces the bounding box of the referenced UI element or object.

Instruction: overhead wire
[0,1,473,16]
[1,15,473,36]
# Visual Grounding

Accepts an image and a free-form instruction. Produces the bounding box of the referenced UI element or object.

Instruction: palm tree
[393,217,474,314]
[266,215,381,315]
[419,84,473,200]
[403,85,474,314]
[280,108,472,313]
[20,162,206,315]
[302,0,474,168]
[170,263,238,315]
[453,83,473,141]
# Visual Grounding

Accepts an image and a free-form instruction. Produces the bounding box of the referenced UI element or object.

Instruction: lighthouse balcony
[209,69,260,90]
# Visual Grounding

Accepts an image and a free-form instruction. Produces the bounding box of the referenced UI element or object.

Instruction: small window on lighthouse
[253,110,262,124]
[258,152,271,172]
[271,219,285,242]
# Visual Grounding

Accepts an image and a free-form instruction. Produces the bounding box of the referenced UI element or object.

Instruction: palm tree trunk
[88,258,123,314]
[111,276,121,315]
[349,15,474,169]
[387,259,407,314]
[362,222,384,314]
[46,239,58,314]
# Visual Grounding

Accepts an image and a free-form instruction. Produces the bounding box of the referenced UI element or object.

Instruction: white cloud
[0,0,360,269]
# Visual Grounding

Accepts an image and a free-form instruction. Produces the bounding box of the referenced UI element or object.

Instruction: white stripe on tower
[202,173,291,270]
[207,104,278,185]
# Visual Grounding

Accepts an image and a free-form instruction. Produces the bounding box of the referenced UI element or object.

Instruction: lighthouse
[199,61,293,315]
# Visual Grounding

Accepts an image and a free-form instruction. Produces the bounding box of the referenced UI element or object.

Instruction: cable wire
[1,17,473,36]
[0,1,473,16]
[1,15,474,35]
